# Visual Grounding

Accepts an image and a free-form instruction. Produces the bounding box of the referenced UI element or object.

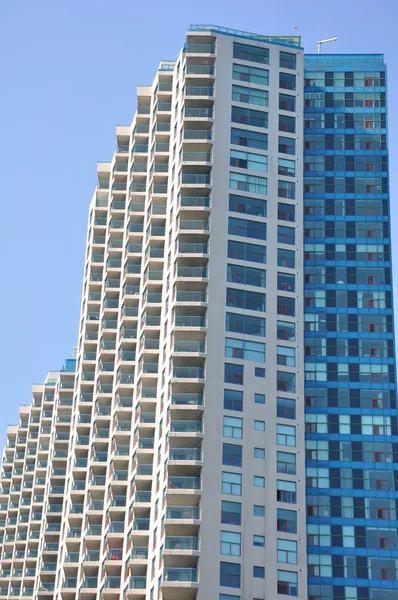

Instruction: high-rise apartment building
[0,25,395,600]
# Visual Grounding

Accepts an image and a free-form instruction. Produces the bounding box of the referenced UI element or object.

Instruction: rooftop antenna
[317,37,338,54]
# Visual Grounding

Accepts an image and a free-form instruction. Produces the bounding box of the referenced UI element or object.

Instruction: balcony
[166,506,200,520]
[129,576,146,590]
[169,448,202,461]
[184,107,213,119]
[172,367,205,380]
[181,174,211,186]
[132,518,150,531]
[176,291,207,303]
[177,267,208,278]
[131,547,148,561]
[168,477,201,490]
[186,43,215,53]
[185,86,214,97]
[136,464,152,476]
[81,577,98,589]
[135,491,151,503]
[178,242,209,254]
[179,218,210,231]
[174,316,206,328]
[170,420,203,433]
[180,196,210,208]
[103,576,121,589]
[186,65,215,75]
[174,341,205,353]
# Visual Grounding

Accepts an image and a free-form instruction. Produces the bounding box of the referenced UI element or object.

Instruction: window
[278,248,295,269]
[279,93,296,112]
[226,313,266,337]
[277,480,296,503]
[221,500,242,525]
[255,393,266,404]
[223,443,243,467]
[220,561,241,588]
[228,216,267,239]
[226,287,266,311]
[254,504,265,517]
[231,128,268,151]
[229,194,267,217]
[277,321,295,342]
[280,72,296,90]
[233,63,269,85]
[227,264,266,288]
[253,535,265,547]
[222,472,242,496]
[234,42,269,65]
[277,539,297,564]
[280,51,296,69]
[225,338,266,362]
[278,202,295,221]
[255,367,265,378]
[277,451,296,475]
[277,397,296,419]
[224,389,243,412]
[253,566,265,578]
[254,476,265,488]
[277,346,295,369]
[220,595,240,600]
[277,371,296,392]
[228,240,267,266]
[254,447,265,459]
[277,296,295,316]
[221,531,241,556]
[277,272,295,292]
[232,84,268,107]
[223,417,243,439]
[277,509,297,533]
[278,181,296,200]
[277,424,296,447]
[224,363,244,385]
[277,570,298,596]
[279,114,296,133]
[231,107,268,129]
[230,172,267,195]
[254,420,265,431]
[279,136,295,155]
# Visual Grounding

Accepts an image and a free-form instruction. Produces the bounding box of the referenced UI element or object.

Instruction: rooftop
[189,24,301,48]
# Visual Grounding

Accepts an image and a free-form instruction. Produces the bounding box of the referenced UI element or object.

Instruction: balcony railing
[186,43,215,53]
[180,196,210,207]
[171,393,204,406]
[173,367,205,379]
[166,506,201,520]
[168,476,201,490]
[181,174,211,186]
[176,291,207,303]
[165,536,199,550]
[178,242,209,254]
[174,316,206,328]
[169,448,202,461]
[170,420,203,433]
[174,341,206,353]
[177,267,208,278]
[163,567,199,582]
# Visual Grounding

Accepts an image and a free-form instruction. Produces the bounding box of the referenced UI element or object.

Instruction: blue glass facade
[304,54,397,600]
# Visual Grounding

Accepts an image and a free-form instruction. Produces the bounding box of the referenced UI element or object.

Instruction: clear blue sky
[1,0,397,447]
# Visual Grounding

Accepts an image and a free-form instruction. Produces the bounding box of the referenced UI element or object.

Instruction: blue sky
[1,0,397,447]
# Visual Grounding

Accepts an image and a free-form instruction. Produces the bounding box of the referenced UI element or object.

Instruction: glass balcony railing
[81,577,98,588]
[174,341,206,353]
[135,491,151,503]
[106,548,123,560]
[166,506,201,520]
[84,550,100,562]
[181,174,211,186]
[174,316,206,328]
[168,476,201,490]
[170,420,203,433]
[129,576,146,589]
[169,448,202,461]
[141,387,157,398]
[65,552,79,563]
[87,525,102,536]
[132,518,150,531]
[173,367,205,379]
[186,43,215,53]
[178,242,209,254]
[185,86,214,96]
[103,576,121,589]
[176,291,207,303]
[163,567,199,583]
[180,195,210,208]
[177,267,208,278]
[184,107,214,119]
[138,438,154,449]
[131,547,148,560]
[179,218,210,230]
[136,464,153,476]
[62,578,77,588]
[165,536,199,550]
[186,64,215,75]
